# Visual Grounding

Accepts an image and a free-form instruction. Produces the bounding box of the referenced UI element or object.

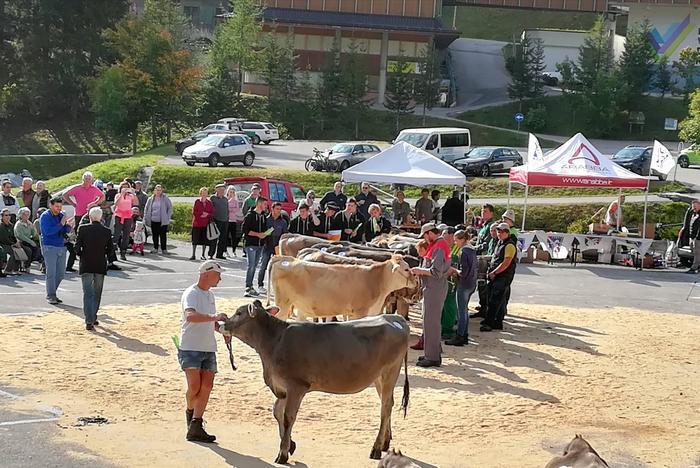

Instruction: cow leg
[273,397,296,457]
[376,362,402,455]
[370,378,392,459]
[275,386,306,465]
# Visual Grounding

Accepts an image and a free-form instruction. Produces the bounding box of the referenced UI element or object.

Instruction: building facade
[240,1,459,102]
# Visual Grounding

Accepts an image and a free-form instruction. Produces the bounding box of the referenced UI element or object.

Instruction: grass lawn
[443,5,596,42]
[0,155,126,181]
[459,96,687,141]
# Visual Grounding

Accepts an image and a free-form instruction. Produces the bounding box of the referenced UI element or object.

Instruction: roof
[255,8,458,35]
[509,133,648,189]
[399,127,470,133]
[342,141,466,186]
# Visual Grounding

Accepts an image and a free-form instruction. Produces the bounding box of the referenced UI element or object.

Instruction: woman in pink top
[113,182,138,260]
[189,187,214,260]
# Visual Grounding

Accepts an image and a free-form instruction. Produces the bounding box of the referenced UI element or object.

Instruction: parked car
[540,71,561,86]
[326,142,382,171]
[611,145,667,180]
[394,127,471,163]
[217,117,245,131]
[175,129,238,155]
[222,176,306,216]
[182,133,255,167]
[452,147,523,177]
[202,123,231,133]
[241,121,279,145]
[678,144,700,168]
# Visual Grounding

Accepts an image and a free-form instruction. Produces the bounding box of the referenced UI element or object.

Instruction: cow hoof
[275,452,289,465]
[289,440,297,455]
[370,448,383,460]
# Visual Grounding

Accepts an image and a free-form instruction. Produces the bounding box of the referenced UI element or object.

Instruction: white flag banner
[516,232,536,258]
[650,140,676,176]
[527,133,544,163]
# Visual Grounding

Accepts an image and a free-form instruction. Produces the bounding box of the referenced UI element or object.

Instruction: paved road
[448,38,510,108]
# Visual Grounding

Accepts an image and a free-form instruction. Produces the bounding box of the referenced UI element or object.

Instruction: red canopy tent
[508,133,650,235]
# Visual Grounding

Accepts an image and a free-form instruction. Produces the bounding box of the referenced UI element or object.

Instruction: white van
[394,127,471,163]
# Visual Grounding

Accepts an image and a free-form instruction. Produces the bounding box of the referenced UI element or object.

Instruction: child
[132,220,146,256]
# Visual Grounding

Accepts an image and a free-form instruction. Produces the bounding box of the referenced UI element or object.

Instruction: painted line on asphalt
[0,417,60,427]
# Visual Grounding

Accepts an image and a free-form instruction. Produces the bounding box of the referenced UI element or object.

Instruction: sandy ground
[1,300,699,468]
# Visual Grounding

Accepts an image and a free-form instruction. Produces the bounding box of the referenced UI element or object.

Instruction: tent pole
[641,180,649,271]
[507,182,512,209]
[463,185,467,225]
[521,185,529,231]
[617,188,622,231]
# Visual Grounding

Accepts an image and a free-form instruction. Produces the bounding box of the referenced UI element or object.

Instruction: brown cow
[268,255,417,320]
[544,435,609,468]
[220,300,410,464]
[278,233,329,257]
[296,247,376,266]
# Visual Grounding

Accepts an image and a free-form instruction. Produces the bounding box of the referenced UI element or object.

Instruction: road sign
[514,112,524,123]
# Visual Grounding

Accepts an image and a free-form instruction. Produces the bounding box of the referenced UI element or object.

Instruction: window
[290,186,306,202]
[426,134,438,150]
[264,124,276,129]
[183,6,200,25]
[270,183,288,202]
[440,133,470,148]
[363,145,376,153]
[243,122,264,129]
[232,136,245,145]
[492,149,504,159]
[353,145,364,153]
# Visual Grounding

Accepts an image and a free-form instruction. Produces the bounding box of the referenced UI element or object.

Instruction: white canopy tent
[342,141,467,222]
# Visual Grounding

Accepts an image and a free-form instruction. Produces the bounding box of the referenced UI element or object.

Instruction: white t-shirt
[180,284,217,352]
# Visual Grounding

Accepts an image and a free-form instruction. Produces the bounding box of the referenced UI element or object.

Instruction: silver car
[327,143,382,171]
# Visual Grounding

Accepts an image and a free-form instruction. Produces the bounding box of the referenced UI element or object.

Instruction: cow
[323,244,411,264]
[296,247,377,266]
[268,255,417,320]
[278,233,329,257]
[378,449,420,468]
[544,435,609,468]
[219,300,410,464]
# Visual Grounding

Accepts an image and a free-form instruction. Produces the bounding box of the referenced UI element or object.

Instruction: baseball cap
[502,209,515,222]
[496,222,510,231]
[436,223,448,231]
[215,183,226,189]
[326,202,340,211]
[199,260,223,274]
[420,222,437,236]
[251,183,261,190]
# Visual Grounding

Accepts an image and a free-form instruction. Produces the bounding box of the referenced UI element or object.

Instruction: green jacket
[14,220,38,246]
[0,222,17,246]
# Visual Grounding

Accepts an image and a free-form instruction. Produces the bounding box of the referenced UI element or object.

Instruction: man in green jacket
[0,208,20,274]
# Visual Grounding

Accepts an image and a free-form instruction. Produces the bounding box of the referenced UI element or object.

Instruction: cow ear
[247,303,256,317]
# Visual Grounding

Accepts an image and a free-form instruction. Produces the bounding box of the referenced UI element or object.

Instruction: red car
[223,176,306,215]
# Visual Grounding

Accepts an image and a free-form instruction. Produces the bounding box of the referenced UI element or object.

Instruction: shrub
[526,105,547,132]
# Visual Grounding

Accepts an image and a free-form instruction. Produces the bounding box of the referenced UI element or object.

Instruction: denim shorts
[178,349,217,373]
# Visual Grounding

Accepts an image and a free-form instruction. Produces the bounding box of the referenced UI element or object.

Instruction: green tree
[415,40,442,125]
[316,38,342,132]
[655,55,673,98]
[506,36,546,110]
[618,21,656,106]
[95,0,201,148]
[527,38,546,99]
[679,90,700,144]
[259,34,297,122]
[384,53,415,132]
[673,47,700,100]
[293,67,317,138]
[340,40,369,139]
[212,0,263,97]
[5,0,129,119]
[577,17,613,90]
[198,67,239,125]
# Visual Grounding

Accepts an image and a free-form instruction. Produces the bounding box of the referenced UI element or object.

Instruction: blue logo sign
[514,113,524,123]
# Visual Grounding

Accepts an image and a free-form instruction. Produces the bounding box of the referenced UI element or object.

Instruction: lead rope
[225,338,236,371]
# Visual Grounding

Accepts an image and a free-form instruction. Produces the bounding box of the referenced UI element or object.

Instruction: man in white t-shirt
[179,260,228,443]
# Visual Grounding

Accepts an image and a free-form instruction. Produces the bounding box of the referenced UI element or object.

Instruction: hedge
[169,201,688,240]
[45,155,162,192]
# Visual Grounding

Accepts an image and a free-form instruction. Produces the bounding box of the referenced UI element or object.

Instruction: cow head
[219,300,279,338]
[390,256,418,290]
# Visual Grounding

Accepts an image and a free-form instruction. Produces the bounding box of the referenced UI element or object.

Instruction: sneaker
[257,286,267,294]
[47,297,59,305]
[162,250,168,255]
[151,249,159,254]
[107,263,122,271]
[685,268,697,274]
[244,288,259,298]
[93,320,99,326]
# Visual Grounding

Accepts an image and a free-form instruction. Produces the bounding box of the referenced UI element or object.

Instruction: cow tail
[400,351,409,418]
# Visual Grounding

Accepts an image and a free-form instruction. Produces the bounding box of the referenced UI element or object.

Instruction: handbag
[206,221,220,241]
[12,246,28,262]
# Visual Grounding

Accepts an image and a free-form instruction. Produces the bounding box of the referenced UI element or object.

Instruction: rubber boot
[186,418,216,443]
[409,336,424,350]
[445,334,468,347]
